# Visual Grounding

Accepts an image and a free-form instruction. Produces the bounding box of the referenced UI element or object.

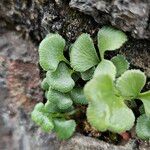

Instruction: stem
[63,57,70,65]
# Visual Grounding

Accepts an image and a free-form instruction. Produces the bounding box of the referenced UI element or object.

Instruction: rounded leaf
[98,27,127,58]
[81,67,95,81]
[138,91,150,117]
[31,103,54,132]
[41,117,54,132]
[84,75,114,103]
[94,60,116,80]
[136,114,150,140]
[47,88,73,110]
[39,34,66,71]
[111,54,129,77]
[46,62,75,93]
[108,107,135,133]
[70,33,99,72]
[116,70,146,98]
[70,88,88,105]
[41,78,49,91]
[87,102,110,131]
[31,110,43,126]
[84,74,134,132]
[54,119,76,140]
[45,100,59,113]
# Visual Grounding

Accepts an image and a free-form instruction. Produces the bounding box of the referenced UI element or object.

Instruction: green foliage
[41,78,49,91]
[116,70,146,99]
[70,88,88,105]
[98,27,127,59]
[47,88,73,110]
[70,33,99,72]
[39,34,66,71]
[81,67,95,81]
[32,27,150,140]
[31,103,54,132]
[45,100,59,113]
[138,91,150,116]
[46,62,75,93]
[111,54,129,77]
[54,119,76,140]
[94,59,116,80]
[84,74,135,133]
[136,114,150,140]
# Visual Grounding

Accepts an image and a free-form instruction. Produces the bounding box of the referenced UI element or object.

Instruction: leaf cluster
[32,27,150,140]
[32,33,88,140]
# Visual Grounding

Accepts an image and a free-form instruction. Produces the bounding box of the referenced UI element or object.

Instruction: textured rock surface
[0,31,60,150]
[60,134,137,150]
[70,0,150,39]
[0,0,99,42]
[0,0,150,150]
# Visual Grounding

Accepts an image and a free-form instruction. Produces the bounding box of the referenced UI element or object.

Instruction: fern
[70,88,88,105]
[31,103,54,132]
[31,27,150,140]
[46,62,75,93]
[39,34,66,71]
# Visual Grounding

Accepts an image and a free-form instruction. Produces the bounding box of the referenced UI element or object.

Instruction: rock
[119,38,150,77]
[60,133,137,150]
[139,141,150,150]
[0,0,99,42]
[70,0,150,39]
[0,30,60,150]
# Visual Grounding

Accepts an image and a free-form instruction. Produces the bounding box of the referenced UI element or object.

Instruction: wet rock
[70,0,150,39]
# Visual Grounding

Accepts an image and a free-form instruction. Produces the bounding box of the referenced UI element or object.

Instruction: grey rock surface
[70,0,150,39]
[60,133,137,150]
[0,31,60,150]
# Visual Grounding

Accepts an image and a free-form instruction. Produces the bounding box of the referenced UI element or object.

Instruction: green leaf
[70,33,99,72]
[46,62,75,93]
[71,72,80,82]
[108,106,135,133]
[94,59,116,80]
[98,27,127,58]
[81,67,95,81]
[138,91,150,116]
[116,70,146,99]
[70,88,88,105]
[39,34,66,71]
[54,119,76,140]
[111,54,129,77]
[45,100,59,113]
[47,88,73,110]
[45,91,48,99]
[31,103,54,132]
[41,78,49,91]
[136,114,150,140]
[84,74,134,133]
[139,105,145,115]
[86,101,110,131]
